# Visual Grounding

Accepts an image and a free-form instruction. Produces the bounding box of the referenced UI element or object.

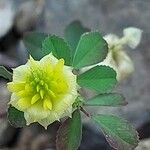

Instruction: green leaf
[23,32,49,60]
[92,114,139,150]
[7,105,26,128]
[64,20,90,60]
[73,32,108,69]
[0,66,12,81]
[85,93,127,107]
[56,109,82,150]
[77,65,117,93]
[42,35,72,66]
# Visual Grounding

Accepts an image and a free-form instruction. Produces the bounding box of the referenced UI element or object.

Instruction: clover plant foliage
[0,21,139,150]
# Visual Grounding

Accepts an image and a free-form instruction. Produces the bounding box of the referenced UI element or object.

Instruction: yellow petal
[25,101,50,121]
[17,98,31,110]
[40,53,57,65]
[43,99,52,110]
[57,80,68,93]
[17,90,29,97]
[48,90,56,98]
[40,90,44,99]
[38,112,59,129]
[7,82,25,92]
[54,58,64,75]
[25,84,33,92]
[36,85,40,92]
[31,94,40,104]
[13,65,30,82]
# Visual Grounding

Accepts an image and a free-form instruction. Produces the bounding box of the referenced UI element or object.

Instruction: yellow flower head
[7,54,77,128]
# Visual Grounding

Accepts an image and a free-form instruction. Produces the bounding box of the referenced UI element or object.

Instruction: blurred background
[0,0,150,149]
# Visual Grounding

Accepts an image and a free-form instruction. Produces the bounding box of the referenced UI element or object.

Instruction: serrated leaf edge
[72,31,108,68]
[92,114,139,150]
[85,93,128,107]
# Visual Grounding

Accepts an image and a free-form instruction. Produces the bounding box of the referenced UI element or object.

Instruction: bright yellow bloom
[7,54,77,128]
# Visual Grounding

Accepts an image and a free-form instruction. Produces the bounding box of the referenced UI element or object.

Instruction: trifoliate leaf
[73,32,108,69]
[7,105,26,128]
[56,109,82,150]
[64,20,90,60]
[23,32,49,60]
[77,65,117,93]
[92,114,139,150]
[42,35,72,66]
[85,93,127,107]
[0,66,12,81]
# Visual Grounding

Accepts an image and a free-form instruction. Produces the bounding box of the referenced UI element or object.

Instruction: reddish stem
[80,107,91,118]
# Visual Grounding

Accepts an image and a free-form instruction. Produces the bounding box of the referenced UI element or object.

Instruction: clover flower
[7,54,77,128]
[82,27,142,81]
[103,27,142,81]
